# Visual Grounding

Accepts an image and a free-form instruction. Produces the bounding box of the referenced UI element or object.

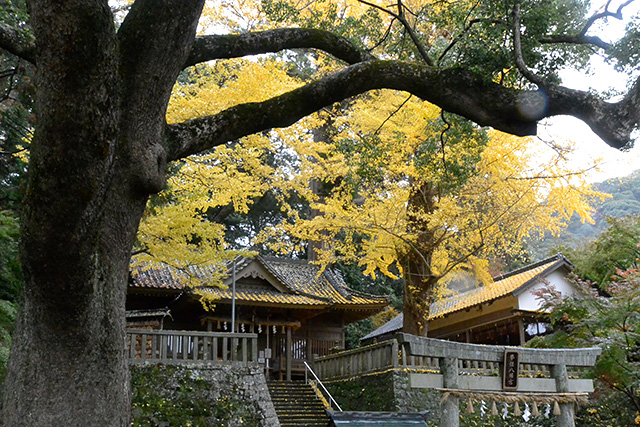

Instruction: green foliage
[0,1,33,211]
[336,262,403,310]
[0,211,20,382]
[529,268,640,422]
[324,374,397,412]
[131,365,261,427]
[574,389,639,426]
[610,18,640,75]
[263,0,594,82]
[337,262,403,349]
[547,170,640,246]
[558,214,640,287]
[0,211,21,302]
[0,299,15,382]
[344,318,374,350]
[531,170,640,262]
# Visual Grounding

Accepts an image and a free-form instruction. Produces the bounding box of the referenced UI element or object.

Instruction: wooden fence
[313,339,399,380]
[313,333,602,427]
[127,329,258,366]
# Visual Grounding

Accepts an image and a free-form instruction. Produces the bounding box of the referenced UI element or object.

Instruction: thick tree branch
[0,22,36,64]
[547,79,640,149]
[512,3,546,87]
[118,0,205,193]
[539,34,611,50]
[166,59,638,161]
[185,28,374,68]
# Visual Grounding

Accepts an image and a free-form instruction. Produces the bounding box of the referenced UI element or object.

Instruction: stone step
[268,381,331,427]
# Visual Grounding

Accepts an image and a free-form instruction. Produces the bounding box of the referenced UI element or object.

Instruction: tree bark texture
[2,1,204,425]
[0,0,637,424]
[401,182,439,337]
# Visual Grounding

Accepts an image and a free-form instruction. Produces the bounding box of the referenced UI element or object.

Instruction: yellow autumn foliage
[257,89,605,289]
[136,2,604,300]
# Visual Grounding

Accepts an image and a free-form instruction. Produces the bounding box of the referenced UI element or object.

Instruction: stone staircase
[267,381,331,427]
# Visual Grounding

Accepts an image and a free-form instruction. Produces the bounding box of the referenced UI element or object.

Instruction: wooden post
[441,357,460,427]
[252,335,258,364]
[552,363,575,427]
[241,337,247,365]
[518,317,526,345]
[286,326,292,381]
[392,340,399,368]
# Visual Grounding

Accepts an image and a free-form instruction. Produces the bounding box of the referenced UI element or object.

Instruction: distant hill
[530,169,640,256]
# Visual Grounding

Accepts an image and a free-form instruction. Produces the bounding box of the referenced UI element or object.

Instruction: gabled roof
[129,255,388,311]
[430,253,572,318]
[361,253,572,341]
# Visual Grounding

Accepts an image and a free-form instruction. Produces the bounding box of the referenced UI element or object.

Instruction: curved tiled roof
[258,256,385,307]
[361,253,572,341]
[429,260,558,318]
[198,287,330,307]
[129,256,388,310]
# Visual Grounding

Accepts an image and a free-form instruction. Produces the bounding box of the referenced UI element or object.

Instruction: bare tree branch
[582,0,636,35]
[165,59,639,162]
[0,23,36,64]
[357,0,434,66]
[540,0,636,50]
[512,3,546,87]
[374,93,413,135]
[185,28,374,68]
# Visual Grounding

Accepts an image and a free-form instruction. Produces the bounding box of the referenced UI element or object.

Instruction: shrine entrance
[313,333,601,427]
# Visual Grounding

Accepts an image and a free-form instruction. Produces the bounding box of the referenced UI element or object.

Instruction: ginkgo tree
[145,62,603,336]
[257,90,603,335]
[134,58,309,279]
[0,0,637,424]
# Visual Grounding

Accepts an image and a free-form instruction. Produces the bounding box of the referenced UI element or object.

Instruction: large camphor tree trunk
[0,0,638,425]
[2,1,205,425]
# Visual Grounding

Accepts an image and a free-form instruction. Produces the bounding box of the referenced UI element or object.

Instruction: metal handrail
[303,360,343,412]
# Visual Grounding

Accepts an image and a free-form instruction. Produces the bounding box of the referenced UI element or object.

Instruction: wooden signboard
[503,350,520,390]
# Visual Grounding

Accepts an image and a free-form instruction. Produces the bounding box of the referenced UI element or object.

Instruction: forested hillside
[530,169,640,260]
[565,169,640,239]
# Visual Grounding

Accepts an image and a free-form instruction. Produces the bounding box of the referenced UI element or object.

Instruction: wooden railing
[313,339,399,380]
[127,329,258,366]
[273,336,342,360]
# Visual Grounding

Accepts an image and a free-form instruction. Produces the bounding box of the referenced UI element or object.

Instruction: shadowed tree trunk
[2,1,205,425]
[401,182,438,337]
[0,0,638,425]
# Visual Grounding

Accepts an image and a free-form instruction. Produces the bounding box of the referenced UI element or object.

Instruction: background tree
[560,214,640,286]
[529,170,640,258]
[258,90,601,335]
[0,0,31,389]
[529,212,640,426]
[530,268,640,426]
[0,0,638,424]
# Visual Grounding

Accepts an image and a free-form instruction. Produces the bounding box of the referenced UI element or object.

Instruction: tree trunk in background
[401,182,438,337]
[2,1,204,425]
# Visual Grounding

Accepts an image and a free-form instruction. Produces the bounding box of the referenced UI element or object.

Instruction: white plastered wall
[516,269,579,313]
